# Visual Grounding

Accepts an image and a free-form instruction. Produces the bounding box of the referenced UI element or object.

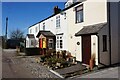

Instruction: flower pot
[89,59,95,70]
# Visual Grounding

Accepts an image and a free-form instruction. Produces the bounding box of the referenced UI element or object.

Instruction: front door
[39,38,42,48]
[82,35,91,65]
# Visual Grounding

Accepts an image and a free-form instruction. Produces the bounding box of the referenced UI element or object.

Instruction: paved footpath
[2,49,59,78]
[68,65,120,79]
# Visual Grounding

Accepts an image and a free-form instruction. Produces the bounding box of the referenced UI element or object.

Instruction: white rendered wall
[55,13,68,51]
[65,0,107,61]
[28,23,40,48]
[91,35,98,65]
[75,36,82,61]
[26,36,36,48]
[26,37,29,48]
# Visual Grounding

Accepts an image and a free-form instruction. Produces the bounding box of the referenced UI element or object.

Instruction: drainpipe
[108,2,112,66]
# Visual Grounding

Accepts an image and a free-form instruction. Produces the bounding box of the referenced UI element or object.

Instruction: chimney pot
[53,6,61,14]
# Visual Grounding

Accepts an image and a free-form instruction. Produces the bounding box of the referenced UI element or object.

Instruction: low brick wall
[25,48,40,56]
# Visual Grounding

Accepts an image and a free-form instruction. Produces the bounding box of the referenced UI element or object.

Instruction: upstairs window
[30,29,32,33]
[75,4,83,23]
[43,23,45,30]
[35,27,38,33]
[56,16,60,28]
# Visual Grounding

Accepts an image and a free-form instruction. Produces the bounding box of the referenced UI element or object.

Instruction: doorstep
[54,63,87,78]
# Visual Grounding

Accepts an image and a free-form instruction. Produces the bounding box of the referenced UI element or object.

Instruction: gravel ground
[19,56,59,78]
[2,49,60,78]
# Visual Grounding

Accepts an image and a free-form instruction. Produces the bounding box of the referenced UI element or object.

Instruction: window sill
[56,27,61,29]
[103,50,108,52]
[75,21,84,24]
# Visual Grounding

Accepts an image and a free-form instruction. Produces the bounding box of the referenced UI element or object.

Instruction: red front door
[39,38,42,48]
[82,35,91,65]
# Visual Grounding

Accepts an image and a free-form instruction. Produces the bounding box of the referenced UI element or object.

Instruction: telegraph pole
[5,17,8,48]
[6,17,8,39]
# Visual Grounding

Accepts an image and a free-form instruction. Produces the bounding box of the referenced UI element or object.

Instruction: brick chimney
[54,6,61,14]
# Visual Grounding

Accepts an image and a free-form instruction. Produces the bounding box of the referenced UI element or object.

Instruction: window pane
[31,40,34,45]
[76,10,83,23]
[36,27,37,32]
[76,5,83,23]
[60,40,62,48]
[30,29,32,33]
[49,43,53,48]
[80,11,83,22]
[56,16,60,28]
[60,37,62,39]
[57,36,59,39]
[43,23,45,30]
[103,35,107,51]
[57,40,59,48]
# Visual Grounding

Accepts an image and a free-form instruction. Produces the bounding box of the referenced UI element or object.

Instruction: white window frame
[35,27,38,33]
[56,35,63,49]
[30,29,32,33]
[56,16,60,28]
[76,4,83,23]
[30,40,34,46]
[48,39,54,49]
[43,23,45,30]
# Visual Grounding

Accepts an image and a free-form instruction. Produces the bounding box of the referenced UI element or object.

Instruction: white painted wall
[41,17,56,35]
[26,37,29,48]
[26,36,36,48]
[28,23,40,48]
[75,36,82,61]
[55,13,68,51]
[65,0,107,61]
[27,1,120,66]
[29,23,40,36]
[91,35,98,65]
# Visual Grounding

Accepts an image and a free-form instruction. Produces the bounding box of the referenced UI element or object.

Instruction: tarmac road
[2,49,37,78]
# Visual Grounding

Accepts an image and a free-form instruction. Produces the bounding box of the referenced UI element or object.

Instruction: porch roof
[36,30,55,38]
[27,34,35,38]
[75,22,107,36]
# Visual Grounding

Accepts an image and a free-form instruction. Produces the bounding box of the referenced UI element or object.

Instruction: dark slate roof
[75,22,107,36]
[27,34,35,38]
[36,31,55,38]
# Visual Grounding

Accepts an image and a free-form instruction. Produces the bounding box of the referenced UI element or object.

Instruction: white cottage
[26,0,120,67]
[26,34,36,48]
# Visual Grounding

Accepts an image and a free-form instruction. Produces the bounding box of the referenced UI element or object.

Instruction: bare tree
[10,29,24,39]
